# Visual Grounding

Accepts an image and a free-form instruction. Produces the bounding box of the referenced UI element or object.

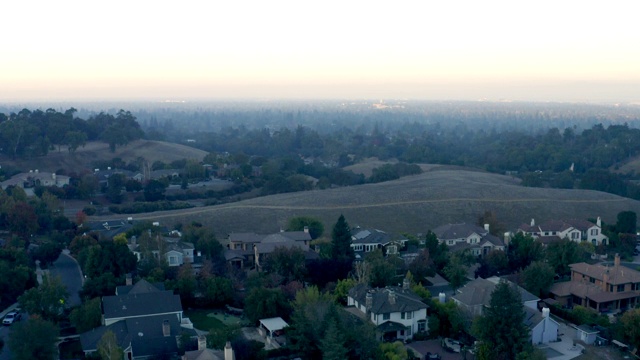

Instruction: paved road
[49,251,84,307]
[0,304,23,360]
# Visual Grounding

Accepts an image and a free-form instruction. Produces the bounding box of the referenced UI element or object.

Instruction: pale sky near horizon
[1,1,639,103]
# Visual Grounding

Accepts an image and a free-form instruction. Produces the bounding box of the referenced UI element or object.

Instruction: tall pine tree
[331,214,354,263]
[473,280,531,360]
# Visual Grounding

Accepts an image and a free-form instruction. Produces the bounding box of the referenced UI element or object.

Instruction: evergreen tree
[320,320,348,360]
[473,280,530,360]
[331,214,354,263]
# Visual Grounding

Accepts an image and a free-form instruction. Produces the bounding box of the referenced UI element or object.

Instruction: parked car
[426,352,442,360]
[442,338,461,353]
[3,309,22,325]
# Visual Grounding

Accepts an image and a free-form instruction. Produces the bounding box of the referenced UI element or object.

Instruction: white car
[2,310,21,325]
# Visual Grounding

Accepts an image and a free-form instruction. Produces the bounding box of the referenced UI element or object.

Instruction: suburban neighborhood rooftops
[103,291,182,320]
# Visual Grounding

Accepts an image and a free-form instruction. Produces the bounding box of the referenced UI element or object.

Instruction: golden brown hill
[91,169,640,238]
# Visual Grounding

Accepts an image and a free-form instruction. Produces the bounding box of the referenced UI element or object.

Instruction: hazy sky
[2,1,639,102]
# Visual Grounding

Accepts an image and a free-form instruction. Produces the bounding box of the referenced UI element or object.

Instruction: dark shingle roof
[228,232,263,244]
[348,283,428,314]
[80,320,131,352]
[116,279,165,296]
[280,231,312,242]
[103,291,182,320]
[351,229,393,245]
[453,277,539,307]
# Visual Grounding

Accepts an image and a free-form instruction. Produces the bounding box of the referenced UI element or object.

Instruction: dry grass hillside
[91,169,640,238]
[0,140,208,173]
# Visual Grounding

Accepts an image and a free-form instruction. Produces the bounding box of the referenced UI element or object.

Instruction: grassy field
[0,140,208,173]
[90,168,640,239]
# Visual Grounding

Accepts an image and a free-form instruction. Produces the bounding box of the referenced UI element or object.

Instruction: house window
[591,229,598,235]
[589,277,595,283]
[571,232,579,239]
[406,326,412,337]
[374,314,377,321]
[401,312,405,319]
[169,256,177,265]
[387,245,397,255]
[610,285,614,292]
[383,313,390,320]
[406,311,412,319]
[617,284,625,292]
[418,320,426,332]
[447,240,454,245]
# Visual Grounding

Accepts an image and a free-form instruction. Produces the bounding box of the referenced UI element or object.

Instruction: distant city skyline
[2,1,639,103]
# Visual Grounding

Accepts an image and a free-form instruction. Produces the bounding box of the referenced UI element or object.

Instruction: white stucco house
[347,278,428,341]
[526,307,559,345]
[518,217,608,246]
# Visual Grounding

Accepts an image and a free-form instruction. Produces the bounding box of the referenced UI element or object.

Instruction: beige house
[549,254,640,312]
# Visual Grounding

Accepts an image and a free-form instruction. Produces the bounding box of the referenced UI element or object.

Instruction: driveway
[49,251,84,307]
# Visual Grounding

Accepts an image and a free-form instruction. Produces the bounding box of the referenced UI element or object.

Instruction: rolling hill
[91,168,640,238]
[0,140,208,173]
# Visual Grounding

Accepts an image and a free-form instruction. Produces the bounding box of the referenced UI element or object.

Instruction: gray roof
[116,279,165,296]
[348,283,428,314]
[280,231,312,242]
[80,320,131,352]
[453,277,539,307]
[255,234,306,254]
[433,223,488,240]
[352,229,391,245]
[103,291,182,320]
[80,314,196,358]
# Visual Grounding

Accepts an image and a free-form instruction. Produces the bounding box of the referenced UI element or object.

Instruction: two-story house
[350,228,409,260]
[433,223,505,256]
[347,279,428,342]
[518,217,608,246]
[549,254,640,312]
[80,279,196,359]
[225,229,313,269]
[128,235,195,267]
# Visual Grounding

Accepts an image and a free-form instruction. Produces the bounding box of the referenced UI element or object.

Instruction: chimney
[542,307,550,318]
[531,218,535,227]
[52,173,56,180]
[503,232,511,246]
[198,335,207,350]
[365,291,373,311]
[303,226,309,233]
[402,277,410,290]
[484,223,490,232]
[35,169,39,173]
[388,289,396,305]
[224,341,235,360]
[126,273,132,286]
[438,292,446,303]
[614,253,620,268]
[162,320,170,337]
[597,217,602,228]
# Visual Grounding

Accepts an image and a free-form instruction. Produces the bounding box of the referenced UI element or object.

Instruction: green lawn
[184,309,228,331]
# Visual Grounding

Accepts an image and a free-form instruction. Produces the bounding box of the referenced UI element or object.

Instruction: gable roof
[433,223,487,240]
[348,283,428,314]
[280,231,312,242]
[254,234,306,253]
[351,228,405,245]
[103,291,182,320]
[116,279,165,296]
[453,277,539,307]
[228,232,263,244]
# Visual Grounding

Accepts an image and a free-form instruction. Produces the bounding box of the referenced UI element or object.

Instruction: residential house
[82,220,133,239]
[224,229,313,269]
[1,170,70,192]
[525,307,559,345]
[433,223,505,256]
[451,277,539,317]
[128,235,195,267]
[350,228,408,260]
[347,278,429,342]
[518,218,608,246]
[548,254,640,312]
[80,279,196,359]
